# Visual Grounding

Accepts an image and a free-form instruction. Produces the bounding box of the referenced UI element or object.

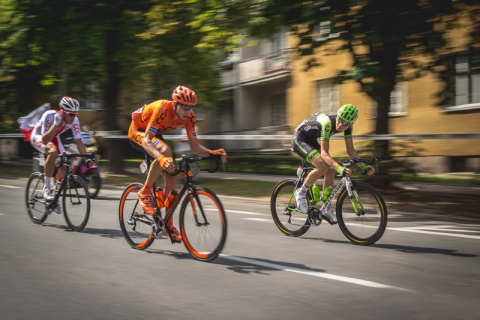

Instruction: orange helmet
[172,85,197,106]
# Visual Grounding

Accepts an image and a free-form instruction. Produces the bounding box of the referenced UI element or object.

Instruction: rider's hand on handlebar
[85,158,95,168]
[209,148,228,164]
[365,166,376,176]
[336,165,352,177]
[157,156,175,173]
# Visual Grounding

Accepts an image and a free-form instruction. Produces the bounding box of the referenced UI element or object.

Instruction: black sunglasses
[178,104,193,111]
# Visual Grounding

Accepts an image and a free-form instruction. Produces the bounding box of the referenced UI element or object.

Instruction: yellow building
[214,22,480,173]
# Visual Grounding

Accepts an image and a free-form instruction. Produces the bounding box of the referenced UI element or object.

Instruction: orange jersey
[131,100,197,138]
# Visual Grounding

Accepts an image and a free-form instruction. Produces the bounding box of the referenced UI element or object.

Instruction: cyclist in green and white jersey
[291,104,376,223]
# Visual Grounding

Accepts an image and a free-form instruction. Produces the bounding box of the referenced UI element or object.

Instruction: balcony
[220,49,291,88]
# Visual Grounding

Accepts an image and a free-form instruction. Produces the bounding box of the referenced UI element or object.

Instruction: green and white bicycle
[270,158,387,246]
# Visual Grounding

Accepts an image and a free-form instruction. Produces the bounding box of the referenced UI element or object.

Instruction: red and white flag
[17,103,50,141]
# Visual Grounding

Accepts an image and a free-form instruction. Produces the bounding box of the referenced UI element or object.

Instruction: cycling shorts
[291,132,321,164]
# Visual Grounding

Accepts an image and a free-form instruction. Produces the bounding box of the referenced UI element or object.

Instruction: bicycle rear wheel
[25,172,48,224]
[180,187,227,262]
[62,175,90,231]
[119,183,155,250]
[336,181,388,246]
[270,179,311,237]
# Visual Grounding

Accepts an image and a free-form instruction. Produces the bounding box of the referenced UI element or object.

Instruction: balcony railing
[220,49,291,87]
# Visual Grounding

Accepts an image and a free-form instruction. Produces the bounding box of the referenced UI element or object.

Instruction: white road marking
[227,210,263,215]
[0,185,21,189]
[220,254,410,291]
[228,209,480,240]
[389,225,480,240]
[244,218,272,222]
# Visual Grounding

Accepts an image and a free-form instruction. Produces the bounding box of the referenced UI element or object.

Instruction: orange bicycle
[118,153,227,262]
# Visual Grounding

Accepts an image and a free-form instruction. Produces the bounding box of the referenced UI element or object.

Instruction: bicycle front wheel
[180,187,227,262]
[25,172,48,224]
[85,168,101,198]
[119,183,155,250]
[336,181,388,246]
[62,175,90,231]
[270,179,311,237]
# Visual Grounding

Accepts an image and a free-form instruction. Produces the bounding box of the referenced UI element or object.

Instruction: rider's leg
[44,143,59,188]
[323,168,335,191]
[304,155,329,187]
[321,168,337,224]
[42,143,59,200]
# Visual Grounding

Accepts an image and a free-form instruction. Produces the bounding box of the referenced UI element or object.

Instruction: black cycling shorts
[291,133,321,164]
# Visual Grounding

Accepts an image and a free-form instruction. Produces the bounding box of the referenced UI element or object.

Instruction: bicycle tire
[62,175,90,231]
[85,168,101,198]
[25,172,49,224]
[270,179,311,237]
[336,181,388,246]
[179,187,227,262]
[119,183,155,250]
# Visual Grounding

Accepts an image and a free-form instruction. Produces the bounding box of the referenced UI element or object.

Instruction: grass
[2,157,479,200]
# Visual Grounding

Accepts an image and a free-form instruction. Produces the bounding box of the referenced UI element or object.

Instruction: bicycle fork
[188,190,209,227]
[344,179,366,216]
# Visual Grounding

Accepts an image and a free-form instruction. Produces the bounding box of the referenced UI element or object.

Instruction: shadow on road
[301,236,478,258]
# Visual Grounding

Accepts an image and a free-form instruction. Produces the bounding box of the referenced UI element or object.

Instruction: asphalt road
[1,177,479,320]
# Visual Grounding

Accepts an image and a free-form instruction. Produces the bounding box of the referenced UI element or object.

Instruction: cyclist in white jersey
[30,97,94,201]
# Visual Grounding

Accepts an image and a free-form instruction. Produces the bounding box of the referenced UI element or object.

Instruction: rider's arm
[189,136,228,163]
[319,140,342,173]
[141,131,162,159]
[42,119,66,145]
[345,138,375,175]
[74,138,94,165]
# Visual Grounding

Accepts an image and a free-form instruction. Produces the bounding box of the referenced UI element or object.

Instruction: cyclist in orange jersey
[128,85,227,242]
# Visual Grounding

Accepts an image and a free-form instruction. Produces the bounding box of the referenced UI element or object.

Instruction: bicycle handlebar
[341,158,379,174]
[56,151,96,168]
[172,154,222,176]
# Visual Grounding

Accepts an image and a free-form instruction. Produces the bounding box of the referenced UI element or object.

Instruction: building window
[367,82,407,118]
[313,21,340,42]
[454,54,480,106]
[314,79,339,115]
[389,82,408,116]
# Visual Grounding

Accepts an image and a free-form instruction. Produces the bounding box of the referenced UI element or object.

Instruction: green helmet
[337,104,358,124]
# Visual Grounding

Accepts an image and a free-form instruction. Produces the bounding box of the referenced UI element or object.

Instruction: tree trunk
[104,27,125,174]
[373,91,392,161]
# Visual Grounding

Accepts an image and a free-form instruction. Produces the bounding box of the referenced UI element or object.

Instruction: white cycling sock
[44,177,52,190]
[299,184,308,195]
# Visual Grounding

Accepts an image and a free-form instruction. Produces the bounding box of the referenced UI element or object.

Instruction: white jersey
[30,110,82,154]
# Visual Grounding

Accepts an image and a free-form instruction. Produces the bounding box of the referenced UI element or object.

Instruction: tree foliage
[150,0,478,161]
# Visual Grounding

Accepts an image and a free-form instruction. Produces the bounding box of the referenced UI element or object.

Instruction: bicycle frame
[45,152,95,211]
[294,158,378,216]
[141,154,221,241]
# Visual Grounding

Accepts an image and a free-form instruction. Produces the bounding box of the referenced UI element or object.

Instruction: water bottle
[311,185,321,203]
[155,188,165,208]
[164,190,178,208]
[321,186,333,202]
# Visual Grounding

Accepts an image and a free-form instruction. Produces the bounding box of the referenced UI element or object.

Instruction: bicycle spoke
[180,187,227,262]
[270,179,311,236]
[337,182,387,246]
[63,175,90,231]
[119,183,155,250]
[25,172,49,224]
